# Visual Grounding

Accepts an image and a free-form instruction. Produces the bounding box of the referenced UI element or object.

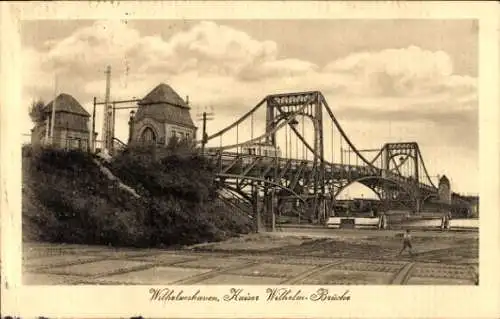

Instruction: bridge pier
[266,189,278,232]
[317,196,327,224]
[415,197,422,214]
[251,188,263,233]
[252,185,279,233]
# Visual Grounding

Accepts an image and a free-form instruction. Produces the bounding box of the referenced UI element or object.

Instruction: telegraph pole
[112,101,116,147]
[101,65,112,153]
[91,97,96,152]
[196,106,214,154]
[201,112,207,154]
[50,75,58,145]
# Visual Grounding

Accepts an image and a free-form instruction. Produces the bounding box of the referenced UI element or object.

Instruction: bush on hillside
[108,139,253,246]
[22,141,253,248]
[110,143,217,201]
[23,145,148,246]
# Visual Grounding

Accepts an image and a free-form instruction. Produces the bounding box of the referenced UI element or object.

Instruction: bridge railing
[209,150,437,193]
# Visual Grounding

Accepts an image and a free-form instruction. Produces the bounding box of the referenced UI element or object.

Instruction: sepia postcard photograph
[1,1,499,318]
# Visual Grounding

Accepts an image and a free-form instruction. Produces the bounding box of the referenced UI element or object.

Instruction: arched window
[141,127,156,144]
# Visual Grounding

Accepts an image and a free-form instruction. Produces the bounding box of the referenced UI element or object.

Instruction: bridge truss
[200,91,472,228]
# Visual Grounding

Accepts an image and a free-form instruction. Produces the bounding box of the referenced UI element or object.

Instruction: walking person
[398,229,414,257]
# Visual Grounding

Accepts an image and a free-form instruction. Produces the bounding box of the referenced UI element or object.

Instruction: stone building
[438,175,451,203]
[129,83,197,145]
[438,175,451,214]
[464,195,479,217]
[31,93,94,150]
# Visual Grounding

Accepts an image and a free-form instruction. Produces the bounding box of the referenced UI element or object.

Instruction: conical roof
[439,175,450,186]
[138,83,189,108]
[134,83,195,128]
[44,93,90,117]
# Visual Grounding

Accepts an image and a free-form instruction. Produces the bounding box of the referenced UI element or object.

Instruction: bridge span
[197,91,475,229]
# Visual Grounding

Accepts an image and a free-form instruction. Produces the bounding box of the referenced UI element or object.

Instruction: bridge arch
[422,193,438,203]
[217,173,308,204]
[333,175,414,201]
[271,112,321,160]
[334,181,381,200]
[272,112,316,127]
[387,152,415,168]
[272,112,317,134]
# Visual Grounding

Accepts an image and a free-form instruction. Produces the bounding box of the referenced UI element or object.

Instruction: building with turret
[128,83,197,145]
[31,93,94,150]
[438,175,451,202]
[438,175,451,215]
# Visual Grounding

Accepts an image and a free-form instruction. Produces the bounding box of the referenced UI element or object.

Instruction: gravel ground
[191,230,478,265]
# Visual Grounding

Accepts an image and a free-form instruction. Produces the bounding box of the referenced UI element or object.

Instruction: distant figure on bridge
[398,229,414,257]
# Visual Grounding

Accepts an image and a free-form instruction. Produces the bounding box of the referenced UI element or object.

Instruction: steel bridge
[200,91,472,228]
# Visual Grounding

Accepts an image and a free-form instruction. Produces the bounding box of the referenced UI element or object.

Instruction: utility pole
[196,106,214,154]
[101,65,112,153]
[44,113,50,144]
[112,101,116,149]
[91,97,96,153]
[50,75,58,145]
[201,112,207,154]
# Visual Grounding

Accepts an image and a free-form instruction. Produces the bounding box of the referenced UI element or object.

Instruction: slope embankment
[22,145,253,248]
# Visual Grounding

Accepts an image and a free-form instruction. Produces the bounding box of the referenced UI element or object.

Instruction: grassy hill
[22,144,253,248]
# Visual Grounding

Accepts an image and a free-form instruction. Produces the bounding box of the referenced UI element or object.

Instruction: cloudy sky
[21,19,478,195]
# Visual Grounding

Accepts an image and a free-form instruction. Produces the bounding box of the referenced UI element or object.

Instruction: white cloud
[323,45,474,98]
[238,58,318,81]
[166,21,277,72]
[325,46,453,80]
[21,20,478,192]
[23,19,479,135]
[24,21,477,118]
[41,20,140,77]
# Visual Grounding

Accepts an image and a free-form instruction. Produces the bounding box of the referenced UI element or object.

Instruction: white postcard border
[1,1,499,318]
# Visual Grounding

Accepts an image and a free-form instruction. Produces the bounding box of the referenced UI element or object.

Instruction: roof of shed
[44,93,90,117]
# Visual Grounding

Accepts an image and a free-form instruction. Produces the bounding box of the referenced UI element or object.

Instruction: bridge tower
[265,91,326,223]
[205,90,447,229]
[381,142,422,213]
